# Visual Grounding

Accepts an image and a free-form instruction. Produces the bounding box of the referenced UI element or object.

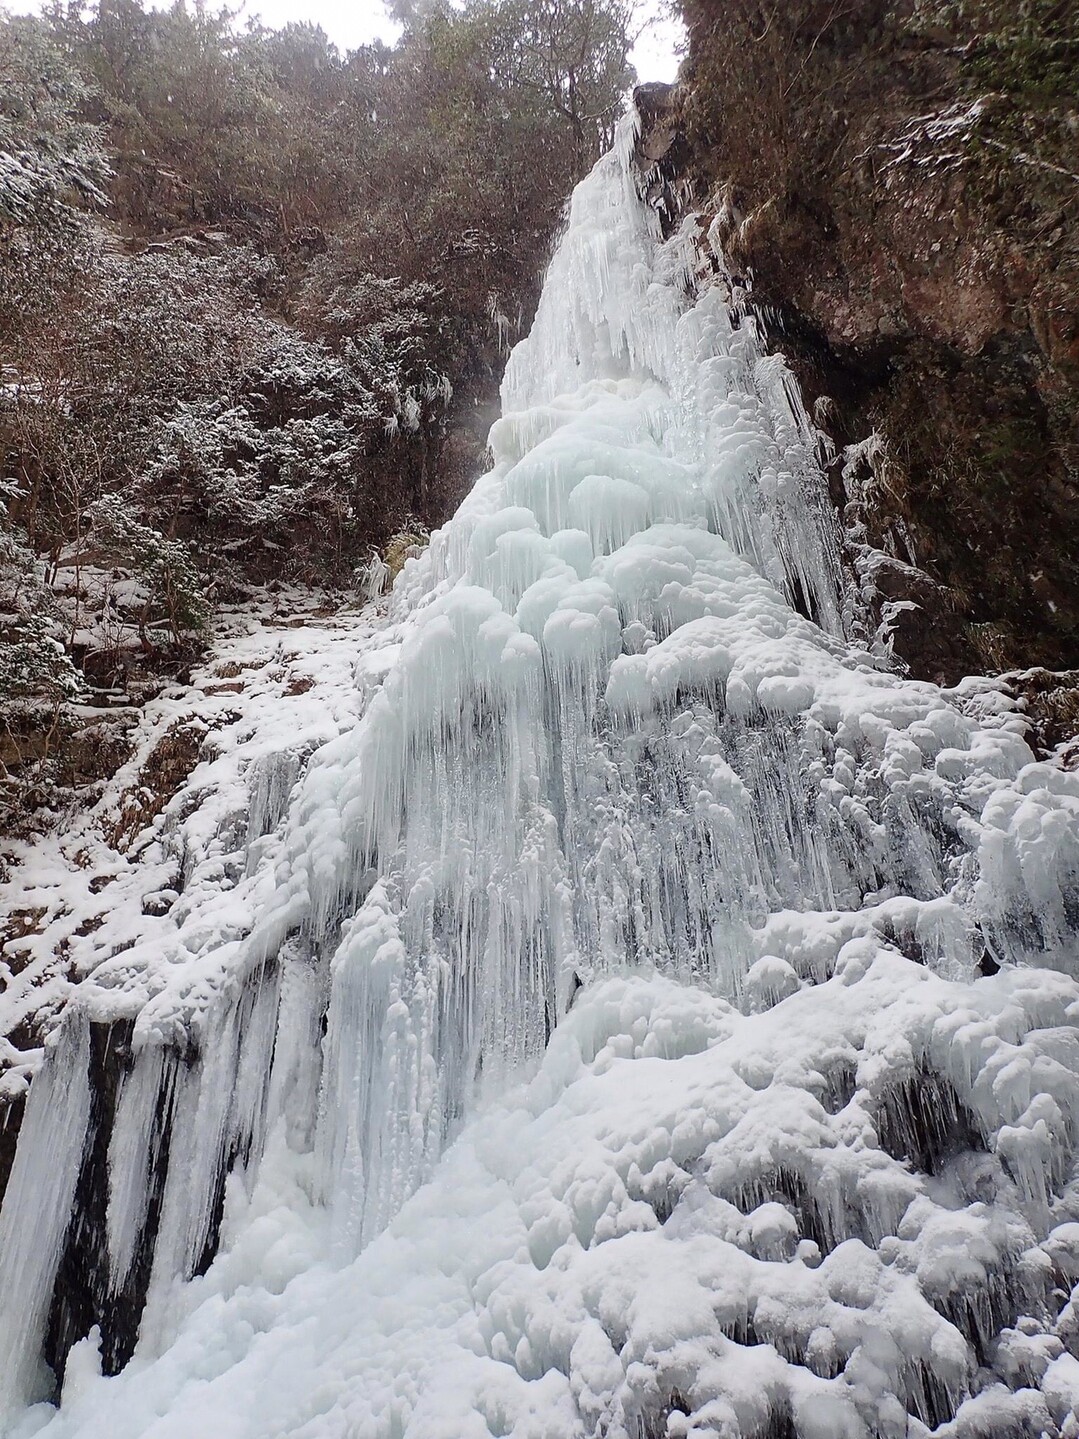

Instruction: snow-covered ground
[3,107,1079,1439]
[0,591,393,1101]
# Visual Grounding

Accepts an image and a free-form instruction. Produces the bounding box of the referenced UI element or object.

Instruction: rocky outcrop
[662,0,1079,685]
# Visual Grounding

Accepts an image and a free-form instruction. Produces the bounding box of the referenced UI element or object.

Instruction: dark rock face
[664,0,1079,684]
[0,1093,25,1212]
[43,1019,167,1391]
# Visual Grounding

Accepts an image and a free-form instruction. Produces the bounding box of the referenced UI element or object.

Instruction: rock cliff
[656,0,1079,691]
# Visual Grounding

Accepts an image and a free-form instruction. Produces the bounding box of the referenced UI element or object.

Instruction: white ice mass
[3,106,1079,1439]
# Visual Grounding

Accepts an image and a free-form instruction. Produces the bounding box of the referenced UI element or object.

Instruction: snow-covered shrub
[0,505,82,830]
[0,507,80,708]
[0,613,80,710]
[87,495,209,645]
[0,16,110,230]
[137,327,381,577]
[298,268,453,442]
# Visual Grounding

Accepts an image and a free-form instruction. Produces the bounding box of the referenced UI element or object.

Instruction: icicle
[0,1010,92,1418]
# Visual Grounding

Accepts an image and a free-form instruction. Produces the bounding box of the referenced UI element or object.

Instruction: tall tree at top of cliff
[384,0,636,194]
[478,0,637,165]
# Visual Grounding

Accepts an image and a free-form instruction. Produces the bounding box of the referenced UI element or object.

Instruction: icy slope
[15,963,1079,1439]
[3,108,1079,1438]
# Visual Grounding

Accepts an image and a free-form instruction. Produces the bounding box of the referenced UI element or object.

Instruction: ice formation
[3,107,1079,1439]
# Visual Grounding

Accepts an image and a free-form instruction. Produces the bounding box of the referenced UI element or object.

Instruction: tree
[481,0,637,165]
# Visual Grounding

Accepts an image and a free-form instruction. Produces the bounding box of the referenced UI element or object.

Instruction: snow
[2,105,1079,1438]
[10,961,1079,1439]
[0,595,383,1100]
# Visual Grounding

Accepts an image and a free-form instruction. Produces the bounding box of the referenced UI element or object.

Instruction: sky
[5,0,686,82]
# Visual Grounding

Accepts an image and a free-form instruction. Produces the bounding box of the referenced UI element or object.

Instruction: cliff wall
[664,0,1079,689]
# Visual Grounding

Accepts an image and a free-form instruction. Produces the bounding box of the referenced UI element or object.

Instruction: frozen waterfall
[2,107,1079,1439]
